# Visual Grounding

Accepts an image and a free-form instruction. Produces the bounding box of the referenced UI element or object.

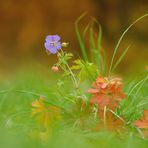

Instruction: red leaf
[134,110,148,129]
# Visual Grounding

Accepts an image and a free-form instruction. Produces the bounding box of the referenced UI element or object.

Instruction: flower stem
[65,63,79,89]
[59,49,79,89]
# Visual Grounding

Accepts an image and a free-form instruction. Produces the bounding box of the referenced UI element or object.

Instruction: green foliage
[0,67,148,147]
[71,59,98,82]
[57,52,73,65]
[75,12,88,61]
[75,14,106,75]
[118,75,148,122]
[89,18,103,70]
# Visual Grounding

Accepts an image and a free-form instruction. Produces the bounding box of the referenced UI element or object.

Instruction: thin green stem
[59,64,76,86]
[59,49,79,89]
[65,63,79,89]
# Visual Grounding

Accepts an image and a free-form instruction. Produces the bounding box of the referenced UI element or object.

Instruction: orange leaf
[134,110,148,129]
[88,76,126,110]
[31,96,61,127]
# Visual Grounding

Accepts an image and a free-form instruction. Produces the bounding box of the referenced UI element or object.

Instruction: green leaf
[83,22,90,39]
[80,61,98,82]
[71,59,98,82]
[58,52,73,65]
[89,18,104,73]
[71,60,83,70]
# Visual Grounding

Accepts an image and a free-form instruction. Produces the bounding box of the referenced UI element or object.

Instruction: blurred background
[0,0,148,78]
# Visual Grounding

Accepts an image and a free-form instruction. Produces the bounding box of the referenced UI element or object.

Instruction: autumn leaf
[31,96,46,116]
[31,96,61,128]
[134,110,148,129]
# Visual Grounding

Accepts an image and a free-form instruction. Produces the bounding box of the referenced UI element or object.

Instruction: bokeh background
[0,0,148,78]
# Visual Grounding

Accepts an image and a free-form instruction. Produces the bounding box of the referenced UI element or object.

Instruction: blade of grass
[88,17,103,71]
[89,21,96,62]
[127,76,148,97]
[83,22,90,39]
[134,75,148,96]
[15,90,42,97]
[111,45,130,73]
[75,12,88,61]
[92,17,104,72]
[92,18,102,53]
[108,109,125,123]
[0,90,10,94]
[109,13,148,76]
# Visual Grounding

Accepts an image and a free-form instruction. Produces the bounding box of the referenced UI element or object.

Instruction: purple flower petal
[56,42,62,50]
[45,35,53,42]
[53,35,61,41]
[49,46,58,54]
[44,42,51,50]
[44,35,61,54]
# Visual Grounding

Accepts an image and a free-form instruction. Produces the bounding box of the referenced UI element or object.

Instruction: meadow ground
[0,14,148,148]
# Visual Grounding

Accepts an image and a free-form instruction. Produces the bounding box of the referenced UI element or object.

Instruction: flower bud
[51,66,59,72]
[62,42,69,48]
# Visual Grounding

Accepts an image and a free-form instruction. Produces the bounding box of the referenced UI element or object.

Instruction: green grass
[0,67,147,148]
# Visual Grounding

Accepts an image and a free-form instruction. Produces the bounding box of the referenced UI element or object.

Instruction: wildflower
[134,110,148,129]
[51,66,59,72]
[88,76,126,110]
[44,35,61,54]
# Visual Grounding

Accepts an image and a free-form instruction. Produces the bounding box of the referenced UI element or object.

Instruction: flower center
[50,41,57,47]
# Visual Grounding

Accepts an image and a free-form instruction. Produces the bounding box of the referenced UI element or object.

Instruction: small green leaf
[71,59,98,82]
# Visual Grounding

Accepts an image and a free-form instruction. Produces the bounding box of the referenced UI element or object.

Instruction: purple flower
[44,35,61,54]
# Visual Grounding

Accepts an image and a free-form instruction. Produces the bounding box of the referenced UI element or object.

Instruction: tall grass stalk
[75,12,88,61]
[109,13,148,76]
